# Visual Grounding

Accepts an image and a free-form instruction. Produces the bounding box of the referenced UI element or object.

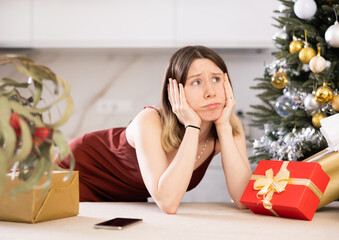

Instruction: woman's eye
[192,80,200,86]
[212,77,220,82]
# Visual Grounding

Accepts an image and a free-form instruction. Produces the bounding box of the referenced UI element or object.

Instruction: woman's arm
[129,109,199,214]
[215,74,252,209]
[127,79,202,214]
[217,117,252,209]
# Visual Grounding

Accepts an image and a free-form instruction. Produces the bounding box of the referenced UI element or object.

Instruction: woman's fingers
[168,79,201,126]
[172,79,180,106]
[168,78,174,106]
[168,78,180,112]
[179,83,186,107]
[224,73,234,101]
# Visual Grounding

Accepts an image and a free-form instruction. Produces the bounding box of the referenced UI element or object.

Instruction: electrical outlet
[96,99,133,115]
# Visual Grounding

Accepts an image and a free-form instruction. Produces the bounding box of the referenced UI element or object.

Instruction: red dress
[58,125,216,202]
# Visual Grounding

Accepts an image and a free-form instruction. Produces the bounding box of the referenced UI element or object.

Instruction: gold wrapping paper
[303,149,339,209]
[0,171,79,223]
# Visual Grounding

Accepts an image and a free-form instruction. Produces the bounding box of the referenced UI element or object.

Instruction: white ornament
[273,26,288,47]
[326,60,331,67]
[294,0,317,20]
[309,55,327,73]
[325,21,339,48]
[302,64,310,72]
[273,28,288,41]
[304,94,319,111]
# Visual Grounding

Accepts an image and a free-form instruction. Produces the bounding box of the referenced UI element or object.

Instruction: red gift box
[240,160,330,221]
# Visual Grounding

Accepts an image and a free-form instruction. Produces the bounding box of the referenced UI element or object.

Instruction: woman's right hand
[168,78,201,127]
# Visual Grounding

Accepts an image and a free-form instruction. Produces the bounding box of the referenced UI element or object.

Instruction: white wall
[0,0,281,202]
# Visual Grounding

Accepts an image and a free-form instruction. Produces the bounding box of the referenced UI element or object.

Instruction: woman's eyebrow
[188,72,223,80]
[211,72,223,75]
[187,73,202,80]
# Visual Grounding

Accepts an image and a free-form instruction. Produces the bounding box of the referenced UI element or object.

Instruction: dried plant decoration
[0,54,74,196]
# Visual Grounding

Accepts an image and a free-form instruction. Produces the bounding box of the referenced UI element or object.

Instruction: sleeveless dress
[58,108,216,202]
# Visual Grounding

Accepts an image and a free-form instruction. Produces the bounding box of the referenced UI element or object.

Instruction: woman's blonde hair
[160,46,239,152]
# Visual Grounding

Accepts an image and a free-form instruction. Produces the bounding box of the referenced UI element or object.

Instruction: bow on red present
[253,161,289,210]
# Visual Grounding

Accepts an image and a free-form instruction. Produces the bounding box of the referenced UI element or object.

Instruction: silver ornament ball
[273,27,289,48]
[294,0,317,20]
[275,95,298,117]
[304,94,319,110]
[325,21,339,48]
[273,29,288,41]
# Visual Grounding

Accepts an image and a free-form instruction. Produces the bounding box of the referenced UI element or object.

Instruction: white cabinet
[0,0,31,47]
[32,0,175,47]
[176,0,279,48]
[0,0,280,48]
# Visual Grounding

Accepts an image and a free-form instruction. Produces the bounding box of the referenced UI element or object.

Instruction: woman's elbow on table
[234,201,247,210]
[156,201,180,214]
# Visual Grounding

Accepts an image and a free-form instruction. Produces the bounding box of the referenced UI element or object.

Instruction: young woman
[57,46,252,214]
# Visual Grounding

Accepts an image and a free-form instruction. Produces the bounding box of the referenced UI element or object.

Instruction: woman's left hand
[214,73,236,128]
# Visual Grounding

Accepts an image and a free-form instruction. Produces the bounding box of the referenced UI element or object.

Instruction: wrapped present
[303,148,339,209]
[319,113,339,151]
[0,171,79,223]
[240,160,330,221]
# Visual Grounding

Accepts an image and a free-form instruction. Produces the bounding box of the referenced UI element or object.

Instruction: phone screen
[94,217,142,230]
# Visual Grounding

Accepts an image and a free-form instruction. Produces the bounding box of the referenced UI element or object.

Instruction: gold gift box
[303,149,339,209]
[0,171,79,223]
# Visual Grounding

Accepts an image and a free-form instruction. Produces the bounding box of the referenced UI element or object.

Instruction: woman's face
[184,58,226,122]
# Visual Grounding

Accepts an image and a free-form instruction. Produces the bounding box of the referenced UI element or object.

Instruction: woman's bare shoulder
[126,107,162,147]
[134,107,162,125]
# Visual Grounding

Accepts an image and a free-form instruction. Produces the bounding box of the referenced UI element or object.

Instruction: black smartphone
[93,217,143,230]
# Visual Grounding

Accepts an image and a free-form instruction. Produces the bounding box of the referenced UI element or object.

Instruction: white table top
[1,202,338,240]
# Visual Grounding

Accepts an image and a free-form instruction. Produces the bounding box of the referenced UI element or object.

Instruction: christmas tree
[249,0,339,162]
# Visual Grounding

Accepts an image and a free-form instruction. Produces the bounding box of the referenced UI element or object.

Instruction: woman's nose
[204,82,216,98]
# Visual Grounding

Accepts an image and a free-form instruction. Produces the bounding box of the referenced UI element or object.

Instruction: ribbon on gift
[251,161,324,217]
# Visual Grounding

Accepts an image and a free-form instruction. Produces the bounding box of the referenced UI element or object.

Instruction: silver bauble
[326,60,331,67]
[302,64,310,72]
[325,21,339,48]
[294,0,317,20]
[273,27,288,47]
[274,95,298,117]
[273,29,288,40]
[304,94,319,110]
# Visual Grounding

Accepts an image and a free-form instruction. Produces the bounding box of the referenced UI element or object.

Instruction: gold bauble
[289,40,304,53]
[331,95,339,111]
[299,47,316,64]
[271,69,288,89]
[315,85,334,103]
[312,113,327,128]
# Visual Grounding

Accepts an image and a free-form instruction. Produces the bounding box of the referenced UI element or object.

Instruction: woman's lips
[203,103,221,110]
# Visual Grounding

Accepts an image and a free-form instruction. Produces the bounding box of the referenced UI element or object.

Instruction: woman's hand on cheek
[168,78,201,127]
[214,73,236,127]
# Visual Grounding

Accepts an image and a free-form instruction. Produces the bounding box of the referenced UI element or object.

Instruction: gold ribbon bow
[253,161,289,211]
